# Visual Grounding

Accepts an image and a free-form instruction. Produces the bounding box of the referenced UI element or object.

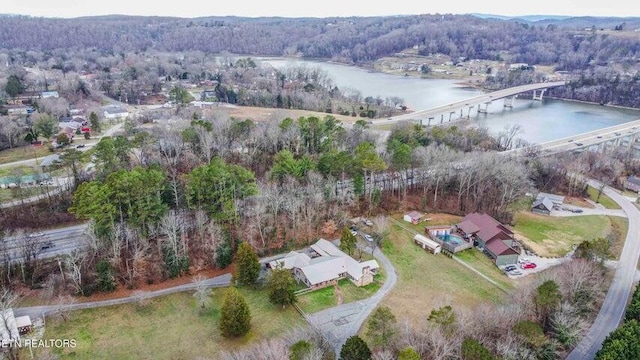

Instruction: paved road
[306,243,397,354]
[14,273,231,319]
[550,207,627,218]
[567,179,640,360]
[1,223,90,263]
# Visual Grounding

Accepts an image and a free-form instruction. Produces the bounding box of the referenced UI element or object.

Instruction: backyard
[0,144,51,164]
[38,288,305,359]
[379,220,508,323]
[512,212,622,257]
[455,249,515,290]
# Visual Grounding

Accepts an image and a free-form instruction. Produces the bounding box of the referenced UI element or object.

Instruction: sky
[5,0,639,18]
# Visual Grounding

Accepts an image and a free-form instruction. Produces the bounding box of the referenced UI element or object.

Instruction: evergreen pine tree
[234,242,261,286]
[219,287,251,337]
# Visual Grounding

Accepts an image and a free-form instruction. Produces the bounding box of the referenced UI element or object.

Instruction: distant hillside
[0,13,638,69]
[470,14,572,22]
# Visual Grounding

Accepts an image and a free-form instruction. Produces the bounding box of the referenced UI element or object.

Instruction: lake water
[261,58,640,144]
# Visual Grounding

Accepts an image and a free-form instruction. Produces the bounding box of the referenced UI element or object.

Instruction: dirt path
[335,284,344,305]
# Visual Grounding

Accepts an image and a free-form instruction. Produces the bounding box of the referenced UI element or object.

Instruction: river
[261,58,640,144]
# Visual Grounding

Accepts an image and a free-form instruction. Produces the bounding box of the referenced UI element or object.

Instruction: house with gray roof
[531,197,554,215]
[268,239,379,290]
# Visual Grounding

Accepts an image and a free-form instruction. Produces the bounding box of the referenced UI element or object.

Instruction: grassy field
[455,249,514,290]
[297,271,385,314]
[0,145,52,165]
[512,212,612,257]
[609,216,629,260]
[587,185,621,210]
[380,222,506,323]
[40,289,305,359]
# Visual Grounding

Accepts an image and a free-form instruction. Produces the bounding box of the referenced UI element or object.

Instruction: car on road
[597,135,602,138]
[575,142,583,146]
[508,269,523,276]
[361,218,373,226]
[350,229,358,236]
[76,144,86,148]
[28,232,45,238]
[521,262,537,270]
[567,139,574,142]
[39,242,54,252]
[571,208,584,213]
[363,234,374,242]
[615,132,622,136]
[517,258,529,264]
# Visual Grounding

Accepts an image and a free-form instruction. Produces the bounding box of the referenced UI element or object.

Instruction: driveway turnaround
[567,180,640,360]
[306,244,397,353]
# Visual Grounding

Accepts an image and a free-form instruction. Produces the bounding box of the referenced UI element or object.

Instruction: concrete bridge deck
[374,80,567,125]
[508,118,640,156]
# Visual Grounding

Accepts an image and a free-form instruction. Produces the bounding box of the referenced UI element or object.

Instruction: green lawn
[609,216,629,260]
[455,249,515,290]
[39,289,304,360]
[380,222,506,323]
[587,185,621,209]
[297,271,385,314]
[0,145,52,164]
[0,186,54,202]
[513,212,612,257]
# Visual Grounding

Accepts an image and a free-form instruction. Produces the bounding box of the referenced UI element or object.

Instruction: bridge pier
[532,89,546,101]
[467,106,474,119]
[478,102,490,114]
[441,114,444,124]
[427,117,434,126]
[449,111,456,122]
[504,96,515,108]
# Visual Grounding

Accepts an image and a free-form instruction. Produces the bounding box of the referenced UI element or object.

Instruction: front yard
[38,289,305,359]
[512,212,623,257]
[296,271,385,314]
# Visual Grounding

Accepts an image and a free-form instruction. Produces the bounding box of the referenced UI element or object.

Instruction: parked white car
[518,257,530,264]
[363,234,374,242]
[361,218,373,226]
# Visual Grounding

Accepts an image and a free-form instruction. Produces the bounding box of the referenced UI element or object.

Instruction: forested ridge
[0,14,639,69]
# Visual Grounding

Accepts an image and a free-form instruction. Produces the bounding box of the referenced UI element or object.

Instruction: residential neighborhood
[0,5,639,360]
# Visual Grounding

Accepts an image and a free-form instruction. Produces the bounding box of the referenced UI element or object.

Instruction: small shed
[15,316,32,335]
[414,234,442,254]
[531,197,554,215]
[403,211,424,224]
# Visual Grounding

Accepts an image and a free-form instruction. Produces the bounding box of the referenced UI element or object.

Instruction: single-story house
[268,239,379,290]
[403,211,425,224]
[103,106,129,120]
[413,234,441,254]
[456,213,519,266]
[625,176,640,193]
[41,91,59,98]
[536,192,565,206]
[5,105,35,115]
[531,197,554,215]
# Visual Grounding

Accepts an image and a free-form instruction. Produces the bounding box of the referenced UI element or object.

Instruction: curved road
[567,179,640,360]
[306,243,397,353]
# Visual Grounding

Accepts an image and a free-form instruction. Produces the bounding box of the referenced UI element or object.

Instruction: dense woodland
[0,14,639,68]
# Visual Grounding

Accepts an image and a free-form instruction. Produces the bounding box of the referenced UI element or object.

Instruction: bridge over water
[507,118,640,157]
[374,80,567,126]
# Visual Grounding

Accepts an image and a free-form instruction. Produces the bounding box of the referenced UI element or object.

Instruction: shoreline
[545,96,640,112]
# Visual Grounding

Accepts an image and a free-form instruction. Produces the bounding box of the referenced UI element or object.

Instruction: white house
[103,106,129,120]
[41,91,60,98]
[0,309,20,346]
[269,239,379,290]
[413,234,442,254]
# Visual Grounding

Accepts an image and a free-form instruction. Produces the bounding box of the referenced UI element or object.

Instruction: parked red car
[521,262,537,269]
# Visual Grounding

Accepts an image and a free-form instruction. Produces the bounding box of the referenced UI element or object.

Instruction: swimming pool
[437,233,464,245]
